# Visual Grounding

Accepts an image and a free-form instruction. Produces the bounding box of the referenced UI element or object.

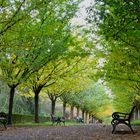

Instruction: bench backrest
[50,114,58,121]
[0,112,7,118]
[128,106,136,120]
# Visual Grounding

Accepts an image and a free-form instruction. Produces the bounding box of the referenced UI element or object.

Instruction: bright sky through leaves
[71,0,94,26]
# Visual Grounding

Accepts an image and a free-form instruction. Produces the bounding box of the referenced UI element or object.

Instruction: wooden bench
[50,114,65,126]
[111,106,136,134]
[0,112,7,129]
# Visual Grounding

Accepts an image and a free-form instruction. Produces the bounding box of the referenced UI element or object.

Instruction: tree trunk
[63,102,67,117]
[76,106,80,117]
[82,110,85,122]
[51,100,56,115]
[70,105,74,119]
[34,85,43,123]
[135,108,138,120]
[8,86,16,125]
[85,112,88,124]
[89,114,91,123]
[34,93,39,123]
[138,105,140,120]
[92,115,94,123]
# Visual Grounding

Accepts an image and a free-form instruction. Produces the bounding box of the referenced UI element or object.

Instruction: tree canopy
[87,0,140,110]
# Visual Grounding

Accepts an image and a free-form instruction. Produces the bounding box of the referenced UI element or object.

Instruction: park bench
[75,117,84,123]
[0,112,7,129]
[111,106,136,134]
[50,114,65,126]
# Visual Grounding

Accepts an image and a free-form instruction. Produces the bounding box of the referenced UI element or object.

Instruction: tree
[45,57,92,115]
[0,0,27,36]
[79,82,111,121]
[87,0,140,106]
[107,80,135,112]
[0,0,82,124]
[30,0,87,122]
[87,0,140,81]
[26,28,96,122]
[60,93,69,117]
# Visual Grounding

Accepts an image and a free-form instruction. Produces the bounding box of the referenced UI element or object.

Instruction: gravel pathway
[0,124,140,140]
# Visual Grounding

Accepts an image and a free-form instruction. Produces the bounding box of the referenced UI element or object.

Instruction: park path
[0,124,140,140]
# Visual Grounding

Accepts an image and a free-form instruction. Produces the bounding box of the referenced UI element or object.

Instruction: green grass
[13,119,140,127]
[131,120,140,125]
[14,122,51,127]
[14,121,82,127]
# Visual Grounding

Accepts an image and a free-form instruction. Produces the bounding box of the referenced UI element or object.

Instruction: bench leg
[56,121,61,126]
[112,123,117,134]
[0,121,7,130]
[3,123,7,129]
[123,122,134,134]
[128,123,134,134]
[111,119,117,134]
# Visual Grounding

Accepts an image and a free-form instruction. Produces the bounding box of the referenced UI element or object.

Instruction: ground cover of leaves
[0,124,140,140]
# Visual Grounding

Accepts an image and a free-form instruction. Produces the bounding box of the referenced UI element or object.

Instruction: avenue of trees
[0,0,139,125]
[87,0,140,111]
[0,0,111,124]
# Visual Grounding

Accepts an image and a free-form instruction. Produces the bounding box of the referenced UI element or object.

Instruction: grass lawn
[14,121,82,127]
[12,119,140,127]
[131,120,140,125]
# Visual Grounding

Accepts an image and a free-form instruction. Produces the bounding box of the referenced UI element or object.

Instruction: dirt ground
[0,124,140,140]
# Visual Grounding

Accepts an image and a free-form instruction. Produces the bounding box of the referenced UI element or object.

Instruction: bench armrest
[112,112,129,119]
